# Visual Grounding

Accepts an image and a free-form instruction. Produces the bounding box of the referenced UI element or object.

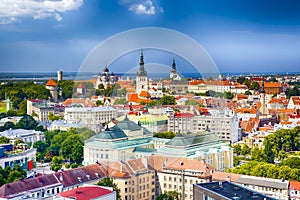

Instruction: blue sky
[0,0,300,73]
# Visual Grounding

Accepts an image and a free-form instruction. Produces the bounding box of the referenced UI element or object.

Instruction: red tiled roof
[189,80,206,85]
[58,186,113,200]
[291,96,300,105]
[62,98,93,107]
[127,93,150,103]
[46,77,58,87]
[77,82,85,89]
[174,112,194,118]
[140,91,150,97]
[258,81,282,88]
[290,181,300,191]
[212,171,241,182]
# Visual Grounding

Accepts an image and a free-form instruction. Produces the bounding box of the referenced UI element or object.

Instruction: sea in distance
[0,71,298,82]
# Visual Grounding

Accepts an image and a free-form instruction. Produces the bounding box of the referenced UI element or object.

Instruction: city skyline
[0,0,300,73]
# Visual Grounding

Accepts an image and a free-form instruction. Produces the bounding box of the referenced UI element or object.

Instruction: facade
[0,148,36,177]
[157,158,213,200]
[64,106,117,133]
[156,134,233,171]
[48,120,86,131]
[83,116,153,165]
[288,96,300,110]
[27,100,55,122]
[0,129,44,144]
[168,111,240,143]
[194,181,275,200]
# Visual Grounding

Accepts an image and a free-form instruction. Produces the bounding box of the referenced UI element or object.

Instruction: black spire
[139,49,144,66]
[137,49,147,76]
[261,80,265,94]
[172,57,176,70]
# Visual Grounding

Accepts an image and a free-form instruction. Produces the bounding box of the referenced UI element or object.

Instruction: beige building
[27,100,54,122]
[101,158,156,200]
[157,158,213,200]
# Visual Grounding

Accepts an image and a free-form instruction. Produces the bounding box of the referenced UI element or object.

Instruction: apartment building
[168,111,240,143]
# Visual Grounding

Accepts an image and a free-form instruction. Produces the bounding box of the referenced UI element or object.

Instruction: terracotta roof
[62,98,93,107]
[46,77,58,87]
[240,118,260,133]
[173,112,194,118]
[164,158,213,173]
[126,158,147,172]
[58,186,113,200]
[147,156,168,171]
[140,91,150,98]
[206,80,230,86]
[291,96,300,105]
[77,82,85,89]
[235,107,257,114]
[280,121,293,125]
[212,171,241,182]
[189,80,206,85]
[290,181,300,191]
[127,93,150,103]
[258,81,282,88]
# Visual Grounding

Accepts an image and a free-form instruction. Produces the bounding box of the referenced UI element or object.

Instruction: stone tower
[46,77,58,103]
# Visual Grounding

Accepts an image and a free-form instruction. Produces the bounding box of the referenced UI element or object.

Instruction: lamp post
[180,161,185,200]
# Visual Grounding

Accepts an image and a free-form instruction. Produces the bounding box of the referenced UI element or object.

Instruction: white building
[0,129,45,144]
[64,106,117,133]
[168,110,240,143]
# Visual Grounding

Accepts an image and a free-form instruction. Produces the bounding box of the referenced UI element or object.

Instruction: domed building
[95,66,117,89]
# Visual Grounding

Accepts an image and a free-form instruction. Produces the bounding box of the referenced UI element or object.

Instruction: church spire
[139,49,144,66]
[261,79,265,94]
[172,57,176,70]
[137,49,147,76]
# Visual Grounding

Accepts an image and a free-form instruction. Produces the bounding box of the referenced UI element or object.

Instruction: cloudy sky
[0,0,300,73]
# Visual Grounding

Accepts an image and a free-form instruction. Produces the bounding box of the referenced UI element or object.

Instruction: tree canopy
[97,177,121,200]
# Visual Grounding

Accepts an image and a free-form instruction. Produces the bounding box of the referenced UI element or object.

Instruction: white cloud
[0,0,83,24]
[126,0,163,15]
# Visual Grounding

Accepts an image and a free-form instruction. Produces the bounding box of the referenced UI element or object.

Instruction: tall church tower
[259,80,268,115]
[170,57,181,80]
[136,50,148,95]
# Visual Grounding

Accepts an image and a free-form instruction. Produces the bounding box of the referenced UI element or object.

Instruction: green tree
[6,165,26,183]
[244,90,252,95]
[95,100,104,106]
[114,98,128,105]
[15,115,38,130]
[3,121,15,130]
[225,91,234,99]
[48,112,61,121]
[264,139,275,163]
[61,134,83,164]
[241,144,251,156]
[160,95,176,105]
[51,156,63,172]
[14,139,24,146]
[251,147,267,162]
[205,90,216,97]
[156,191,182,200]
[286,85,300,99]
[0,136,10,144]
[185,99,198,105]
[97,177,121,200]
[233,144,242,155]
[237,77,246,84]
[250,81,260,91]
[33,141,48,162]
[154,131,176,139]
[243,79,251,88]
[281,157,300,169]
[58,80,75,99]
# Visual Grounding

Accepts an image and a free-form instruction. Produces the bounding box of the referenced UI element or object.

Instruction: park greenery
[33,128,96,166]
[156,191,182,200]
[97,177,121,200]
[0,165,27,187]
[0,114,44,132]
[231,126,300,181]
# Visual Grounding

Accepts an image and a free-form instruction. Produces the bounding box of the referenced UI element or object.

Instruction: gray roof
[133,147,157,153]
[166,133,220,148]
[95,126,127,141]
[236,176,289,190]
[117,117,142,131]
